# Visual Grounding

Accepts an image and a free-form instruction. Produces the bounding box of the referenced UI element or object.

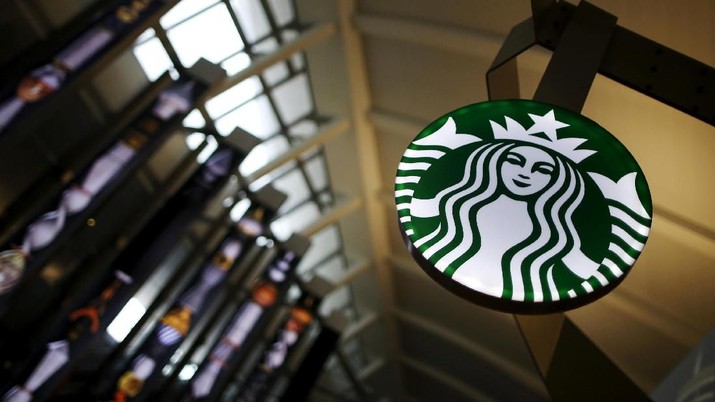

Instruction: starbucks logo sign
[395,100,652,313]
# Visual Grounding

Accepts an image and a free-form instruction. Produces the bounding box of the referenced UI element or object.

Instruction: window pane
[238,135,290,176]
[281,28,298,42]
[215,95,280,137]
[136,28,156,44]
[273,74,313,124]
[289,119,319,138]
[270,201,321,241]
[291,51,305,70]
[247,160,296,192]
[253,36,279,54]
[133,36,173,81]
[161,0,219,29]
[205,76,263,119]
[298,225,340,270]
[230,0,270,43]
[184,132,218,163]
[167,3,244,67]
[182,108,205,129]
[313,254,347,279]
[221,52,252,75]
[319,286,351,313]
[273,168,311,212]
[304,154,329,191]
[263,62,290,86]
[268,0,294,27]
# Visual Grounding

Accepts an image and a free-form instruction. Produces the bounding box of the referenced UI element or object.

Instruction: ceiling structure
[1,0,715,400]
[297,0,715,400]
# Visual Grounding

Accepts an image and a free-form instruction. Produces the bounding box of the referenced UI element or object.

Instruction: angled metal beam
[207,22,337,98]
[357,357,385,382]
[487,2,652,401]
[534,1,715,126]
[246,118,350,183]
[486,16,536,100]
[532,1,617,111]
[299,194,363,237]
[330,259,372,290]
[342,311,380,342]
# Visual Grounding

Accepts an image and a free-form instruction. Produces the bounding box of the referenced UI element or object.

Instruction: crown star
[490,109,596,163]
[526,110,568,141]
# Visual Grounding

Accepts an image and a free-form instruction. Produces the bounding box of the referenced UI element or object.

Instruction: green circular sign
[395,100,652,313]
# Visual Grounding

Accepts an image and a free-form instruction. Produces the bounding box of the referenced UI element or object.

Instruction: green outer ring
[395,99,652,314]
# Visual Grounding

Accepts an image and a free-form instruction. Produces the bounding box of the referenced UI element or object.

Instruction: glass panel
[136,28,156,44]
[289,119,319,138]
[319,286,351,313]
[182,109,205,129]
[272,73,313,124]
[214,95,280,137]
[133,36,173,81]
[291,51,305,70]
[304,153,329,191]
[205,76,263,119]
[198,136,219,164]
[238,135,290,176]
[267,0,294,27]
[312,253,347,279]
[221,52,252,75]
[184,132,218,163]
[281,28,299,42]
[185,131,206,150]
[160,0,220,29]
[270,201,321,241]
[230,0,271,43]
[272,168,311,212]
[247,160,296,192]
[167,3,244,67]
[252,36,280,54]
[298,225,340,270]
[263,62,290,86]
[318,190,334,206]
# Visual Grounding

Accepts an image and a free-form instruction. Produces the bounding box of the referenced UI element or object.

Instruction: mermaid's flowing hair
[419,141,585,302]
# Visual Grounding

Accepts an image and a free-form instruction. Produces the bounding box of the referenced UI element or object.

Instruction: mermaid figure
[397,109,651,303]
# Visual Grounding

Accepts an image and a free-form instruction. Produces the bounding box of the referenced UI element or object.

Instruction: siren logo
[396,100,652,311]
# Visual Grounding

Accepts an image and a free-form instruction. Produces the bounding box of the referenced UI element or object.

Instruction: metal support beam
[533,1,715,126]
[532,1,617,112]
[342,311,380,342]
[486,16,536,100]
[246,118,350,183]
[487,1,657,401]
[299,194,363,238]
[206,23,337,98]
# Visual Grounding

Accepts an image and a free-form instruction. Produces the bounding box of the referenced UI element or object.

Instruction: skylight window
[167,3,244,67]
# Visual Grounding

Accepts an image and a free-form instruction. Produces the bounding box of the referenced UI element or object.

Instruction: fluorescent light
[107,298,147,343]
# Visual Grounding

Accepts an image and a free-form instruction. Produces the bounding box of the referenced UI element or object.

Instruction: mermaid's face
[501,146,555,197]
